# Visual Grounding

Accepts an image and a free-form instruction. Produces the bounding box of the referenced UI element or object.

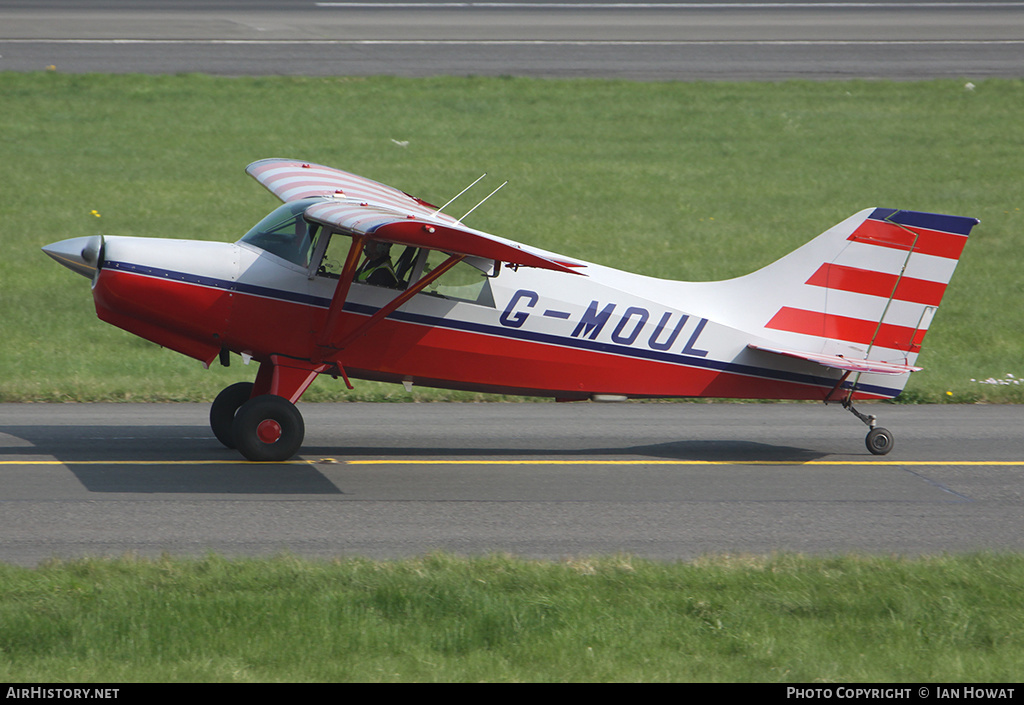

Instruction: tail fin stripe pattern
[805,264,947,307]
[870,208,979,237]
[749,209,977,399]
[766,307,926,352]
[848,217,968,260]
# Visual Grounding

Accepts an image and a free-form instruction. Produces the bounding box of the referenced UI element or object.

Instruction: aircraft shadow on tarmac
[1,425,827,495]
[0,424,341,495]
[305,440,828,463]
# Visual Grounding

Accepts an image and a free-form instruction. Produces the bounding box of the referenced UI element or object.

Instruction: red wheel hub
[256,419,283,444]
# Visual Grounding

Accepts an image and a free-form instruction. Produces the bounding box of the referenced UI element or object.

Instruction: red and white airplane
[43,159,978,461]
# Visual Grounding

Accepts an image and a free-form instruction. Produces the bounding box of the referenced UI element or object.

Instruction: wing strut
[312,233,467,361]
[327,253,466,354]
[314,233,366,359]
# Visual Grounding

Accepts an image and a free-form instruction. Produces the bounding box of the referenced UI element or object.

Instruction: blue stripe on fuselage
[103,260,901,397]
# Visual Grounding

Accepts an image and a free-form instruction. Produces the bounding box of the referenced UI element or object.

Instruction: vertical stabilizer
[723,208,977,371]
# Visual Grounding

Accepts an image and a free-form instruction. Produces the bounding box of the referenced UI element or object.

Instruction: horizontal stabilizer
[748,344,922,375]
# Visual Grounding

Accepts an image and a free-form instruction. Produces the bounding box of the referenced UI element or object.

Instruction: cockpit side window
[299,223,495,308]
[315,235,418,291]
[239,199,321,267]
[410,249,496,307]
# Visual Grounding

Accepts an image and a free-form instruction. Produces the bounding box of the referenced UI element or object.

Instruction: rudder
[753,208,978,367]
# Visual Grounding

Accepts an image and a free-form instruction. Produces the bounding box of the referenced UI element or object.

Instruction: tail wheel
[210,382,255,449]
[232,394,305,462]
[866,427,895,456]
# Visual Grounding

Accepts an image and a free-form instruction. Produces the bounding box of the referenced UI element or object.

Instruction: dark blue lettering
[648,312,689,351]
[681,317,710,357]
[499,289,538,328]
[543,309,571,319]
[611,306,649,345]
[571,301,616,340]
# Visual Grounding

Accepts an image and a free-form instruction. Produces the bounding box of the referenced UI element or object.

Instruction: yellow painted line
[341,459,1024,466]
[0,460,314,466]
[2,459,1022,467]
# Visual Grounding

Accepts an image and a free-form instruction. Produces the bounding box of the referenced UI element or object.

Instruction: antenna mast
[434,174,487,217]
[458,181,508,223]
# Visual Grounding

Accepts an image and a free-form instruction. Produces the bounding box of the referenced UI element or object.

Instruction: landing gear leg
[843,398,894,455]
[218,355,328,461]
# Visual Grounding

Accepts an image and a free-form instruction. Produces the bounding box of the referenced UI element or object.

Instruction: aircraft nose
[41,235,105,279]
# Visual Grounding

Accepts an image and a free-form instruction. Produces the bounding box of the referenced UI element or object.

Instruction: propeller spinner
[42,235,105,280]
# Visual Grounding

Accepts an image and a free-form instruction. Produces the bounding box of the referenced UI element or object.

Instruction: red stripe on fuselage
[805,264,947,306]
[94,268,892,401]
[337,314,890,400]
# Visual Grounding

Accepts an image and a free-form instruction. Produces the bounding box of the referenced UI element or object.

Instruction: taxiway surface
[2,402,1022,565]
[1,0,1022,79]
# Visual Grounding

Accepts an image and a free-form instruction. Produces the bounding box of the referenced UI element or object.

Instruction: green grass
[2,72,1022,402]
[1,553,1023,682]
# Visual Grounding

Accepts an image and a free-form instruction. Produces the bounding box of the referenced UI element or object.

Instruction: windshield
[239,198,322,267]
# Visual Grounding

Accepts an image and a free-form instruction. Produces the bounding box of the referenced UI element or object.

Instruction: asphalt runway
[1,0,1022,79]
[4,2,1022,565]
[2,402,1022,565]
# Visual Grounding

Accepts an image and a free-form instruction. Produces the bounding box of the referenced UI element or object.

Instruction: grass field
[1,72,1022,402]
[2,75,1023,684]
[2,553,1023,682]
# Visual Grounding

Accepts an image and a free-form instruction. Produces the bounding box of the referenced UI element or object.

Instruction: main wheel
[865,427,895,455]
[210,382,254,449]
[232,394,305,462]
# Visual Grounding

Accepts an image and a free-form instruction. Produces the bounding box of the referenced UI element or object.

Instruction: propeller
[41,235,106,281]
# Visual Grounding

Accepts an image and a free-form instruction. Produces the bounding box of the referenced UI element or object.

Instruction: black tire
[232,394,305,462]
[866,427,895,456]
[210,382,254,449]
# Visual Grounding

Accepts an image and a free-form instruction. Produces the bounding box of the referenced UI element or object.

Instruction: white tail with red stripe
[716,208,978,396]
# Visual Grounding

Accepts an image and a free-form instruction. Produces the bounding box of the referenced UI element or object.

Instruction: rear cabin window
[415,249,495,307]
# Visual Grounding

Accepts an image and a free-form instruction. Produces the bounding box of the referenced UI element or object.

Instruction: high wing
[247,158,584,276]
[303,200,583,276]
[247,158,584,368]
[247,157,441,214]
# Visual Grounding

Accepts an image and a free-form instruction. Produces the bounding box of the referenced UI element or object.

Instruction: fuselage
[42,159,977,462]
[83,223,897,403]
